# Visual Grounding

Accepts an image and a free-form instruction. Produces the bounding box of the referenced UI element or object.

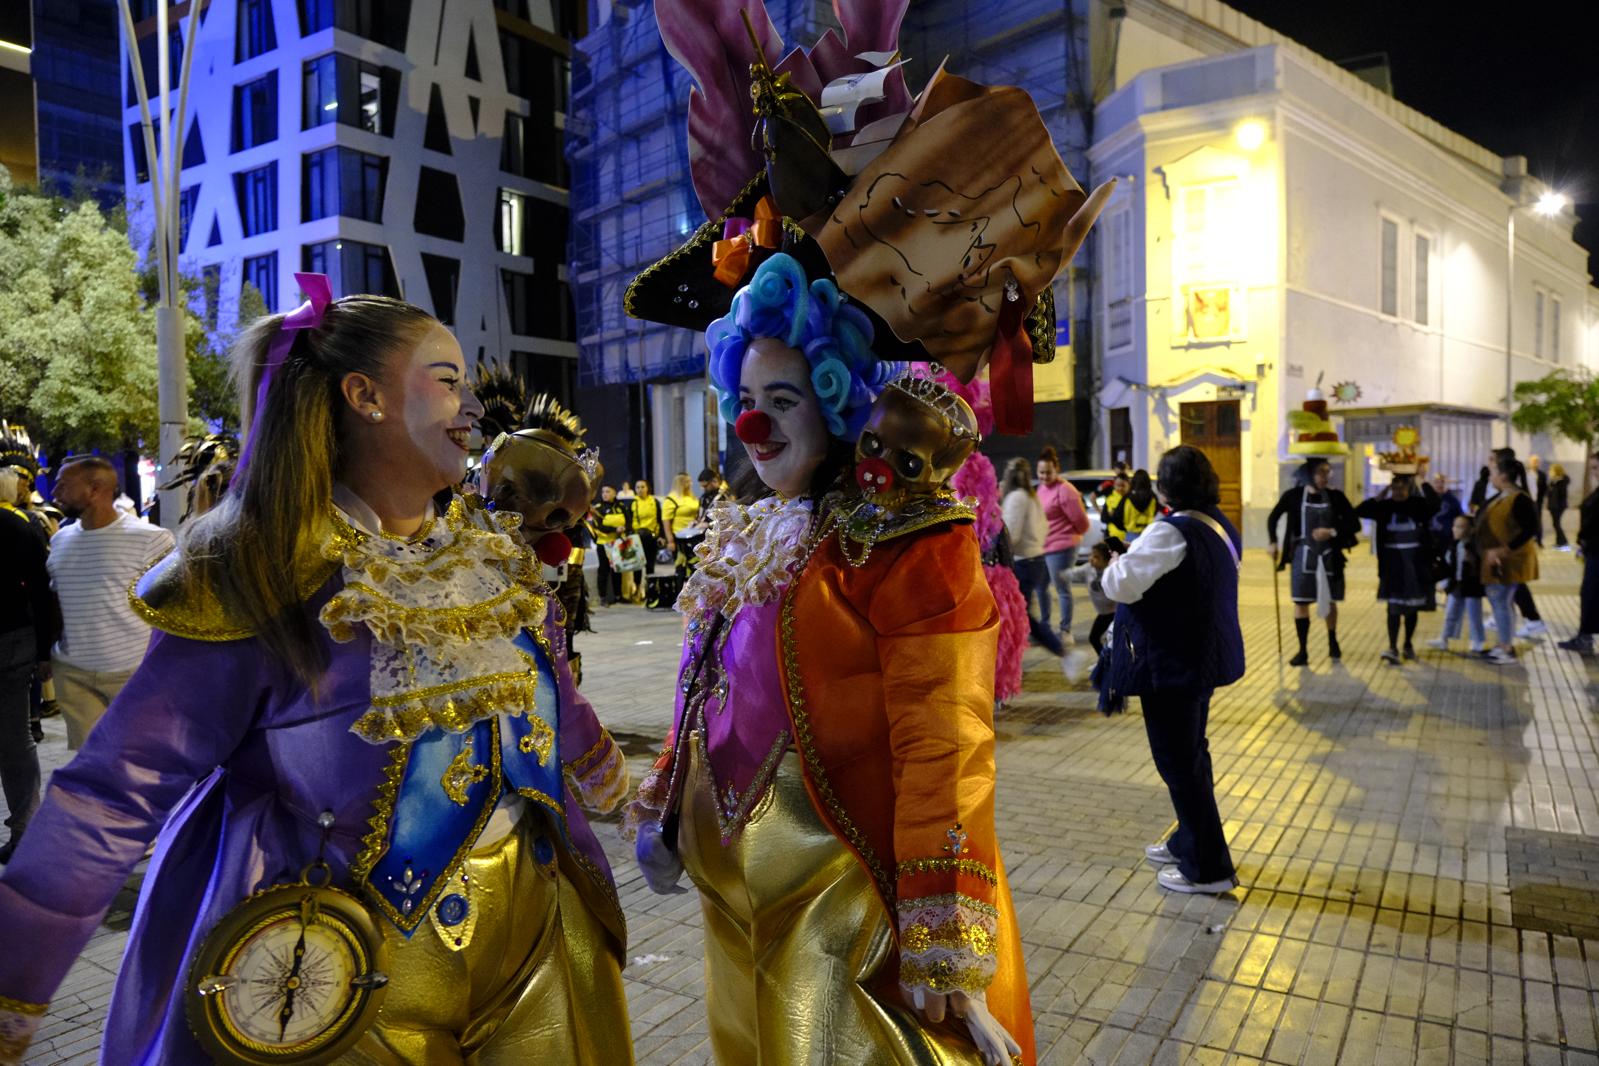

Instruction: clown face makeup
[737,337,830,498]
[853,379,978,509]
[391,325,483,490]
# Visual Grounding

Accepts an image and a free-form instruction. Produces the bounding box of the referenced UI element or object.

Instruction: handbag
[608,534,644,572]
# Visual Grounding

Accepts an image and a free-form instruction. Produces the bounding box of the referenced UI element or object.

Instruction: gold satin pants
[680,741,985,1065]
[334,813,633,1065]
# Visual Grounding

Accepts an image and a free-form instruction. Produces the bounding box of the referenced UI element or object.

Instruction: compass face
[219,918,359,1048]
[188,883,388,1063]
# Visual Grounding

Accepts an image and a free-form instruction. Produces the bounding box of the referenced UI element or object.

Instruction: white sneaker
[1156,866,1236,895]
[1488,647,1517,665]
[1468,642,1486,654]
[1144,842,1173,866]
[1518,620,1549,638]
[1484,616,1497,631]
[1424,637,1449,651]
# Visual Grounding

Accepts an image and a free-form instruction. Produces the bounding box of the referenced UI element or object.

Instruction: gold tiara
[887,367,980,440]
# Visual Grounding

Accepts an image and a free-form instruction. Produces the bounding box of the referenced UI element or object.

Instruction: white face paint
[738,337,829,498]
[391,324,483,490]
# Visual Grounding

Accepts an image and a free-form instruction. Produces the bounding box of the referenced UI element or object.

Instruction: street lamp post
[116,0,204,529]
[1505,189,1569,447]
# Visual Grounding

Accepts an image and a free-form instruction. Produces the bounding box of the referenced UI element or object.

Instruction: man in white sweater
[46,458,174,749]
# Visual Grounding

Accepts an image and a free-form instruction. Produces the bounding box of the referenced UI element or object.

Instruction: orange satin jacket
[781,519,1036,1065]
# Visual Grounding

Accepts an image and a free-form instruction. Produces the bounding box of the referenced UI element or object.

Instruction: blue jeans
[1011,557,1064,655]
[1045,547,1079,634]
[1442,593,1485,647]
[1486,583,1519,645]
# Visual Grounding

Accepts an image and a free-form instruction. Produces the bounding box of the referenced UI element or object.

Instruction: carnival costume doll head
[707,252,898,498]
[471,359,602,566]
[175,273,482,684]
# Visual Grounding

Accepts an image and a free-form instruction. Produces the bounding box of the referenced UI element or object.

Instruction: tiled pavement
[13,550,1599,1064]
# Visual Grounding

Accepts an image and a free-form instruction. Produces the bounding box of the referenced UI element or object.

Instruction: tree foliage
[1512,370,1599,493]
[0,166,161,453]
[1512,371,1599,447]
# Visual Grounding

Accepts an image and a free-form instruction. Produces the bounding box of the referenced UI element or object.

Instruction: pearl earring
[370,410,383,422]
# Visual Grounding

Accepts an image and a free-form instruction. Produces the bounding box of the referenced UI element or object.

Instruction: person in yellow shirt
[1103,468,1160,541]
[662,472,704,575]
[589,485,632,605]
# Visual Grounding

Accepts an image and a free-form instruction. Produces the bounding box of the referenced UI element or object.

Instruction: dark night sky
[1223,0,1599,278]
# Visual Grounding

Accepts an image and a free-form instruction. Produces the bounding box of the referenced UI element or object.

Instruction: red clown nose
[533,530,572,567]
[734,410,772,444]
[855,457,895,495]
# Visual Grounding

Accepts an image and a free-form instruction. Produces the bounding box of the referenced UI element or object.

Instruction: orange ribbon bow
[712,197,783,287]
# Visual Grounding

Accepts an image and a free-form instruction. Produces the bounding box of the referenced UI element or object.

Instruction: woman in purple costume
[0,280,633,1064]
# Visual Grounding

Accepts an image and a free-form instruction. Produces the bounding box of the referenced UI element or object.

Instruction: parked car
[1063,469,1119,564]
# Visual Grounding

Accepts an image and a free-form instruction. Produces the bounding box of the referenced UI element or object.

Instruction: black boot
[1328,631,1341,661]
[1289,617,1310,666]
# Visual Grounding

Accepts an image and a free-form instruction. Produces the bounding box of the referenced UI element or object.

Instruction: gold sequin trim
[0,996,44,1016]
[896,891,999,919]
[899,916,995,958]
[779,581,895,904]
[896,857,999,886]
[897,957,991,996]
[565,733,612,775]
[566,736,628,814]
[441,737,489,805]
[350,675,542,743]
[321,582,543,647]
[695,726,789,841]
[349,740,411,887]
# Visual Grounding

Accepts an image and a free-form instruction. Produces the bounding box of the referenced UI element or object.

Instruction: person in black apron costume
[1267,459,1360,666]
[1356,475,1438,663]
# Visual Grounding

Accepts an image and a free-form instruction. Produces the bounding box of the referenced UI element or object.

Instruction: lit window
[498,189,527,255]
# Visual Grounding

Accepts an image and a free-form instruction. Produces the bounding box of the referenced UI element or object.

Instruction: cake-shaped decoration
[1287,387,1350,456]
[1376,426,1426,475]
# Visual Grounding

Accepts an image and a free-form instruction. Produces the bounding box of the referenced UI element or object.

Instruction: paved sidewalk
[12,552,1599,1064]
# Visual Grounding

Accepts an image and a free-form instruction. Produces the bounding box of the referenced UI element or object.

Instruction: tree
[0,165,160,455]
[1512,370,1599,495]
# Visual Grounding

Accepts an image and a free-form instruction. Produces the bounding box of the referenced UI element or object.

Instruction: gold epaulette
[829,488,977,563]
[128,521,360,642]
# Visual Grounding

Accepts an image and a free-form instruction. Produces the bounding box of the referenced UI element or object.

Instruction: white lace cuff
[896,893,999,996]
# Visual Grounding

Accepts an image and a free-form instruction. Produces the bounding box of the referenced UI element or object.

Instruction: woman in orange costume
[624,252,1033,1066]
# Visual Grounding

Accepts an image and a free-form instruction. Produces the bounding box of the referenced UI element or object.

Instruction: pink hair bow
[234,273,333,479]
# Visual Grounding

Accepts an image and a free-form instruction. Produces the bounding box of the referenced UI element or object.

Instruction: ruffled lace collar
[319,491,549,744]
[676,495,816,621]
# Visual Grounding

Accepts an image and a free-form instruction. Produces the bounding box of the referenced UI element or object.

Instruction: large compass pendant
[185,863,389,1064]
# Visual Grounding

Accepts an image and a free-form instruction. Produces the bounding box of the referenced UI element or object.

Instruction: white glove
[634,821,688,894]
[908,986,1022,1066]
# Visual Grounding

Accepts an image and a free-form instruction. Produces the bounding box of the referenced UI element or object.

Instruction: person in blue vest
[1095,444,1245,895]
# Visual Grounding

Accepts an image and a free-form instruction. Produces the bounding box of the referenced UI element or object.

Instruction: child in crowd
[1087,536,1126,653]
[1428,513,1486,654]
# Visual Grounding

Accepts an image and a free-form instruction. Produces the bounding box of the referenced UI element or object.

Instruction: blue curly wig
[706,253,898,441]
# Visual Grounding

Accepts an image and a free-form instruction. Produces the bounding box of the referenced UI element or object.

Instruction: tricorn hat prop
[627,0,1113,435]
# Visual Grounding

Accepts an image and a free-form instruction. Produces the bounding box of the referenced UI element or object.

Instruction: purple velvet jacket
[0,577,621,1065]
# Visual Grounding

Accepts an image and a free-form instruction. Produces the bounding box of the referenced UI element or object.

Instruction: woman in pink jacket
[1035,446,1092,643]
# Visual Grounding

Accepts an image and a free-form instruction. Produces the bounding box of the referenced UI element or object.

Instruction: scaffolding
[567,0,1094,391]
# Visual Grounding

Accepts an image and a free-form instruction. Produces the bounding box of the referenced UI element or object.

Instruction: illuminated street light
[1503,184,1569,445]
[1535,190,1568,216]
[1234,119,1267,151]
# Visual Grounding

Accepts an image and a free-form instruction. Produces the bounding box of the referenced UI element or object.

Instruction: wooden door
[1179,400,1243,529]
